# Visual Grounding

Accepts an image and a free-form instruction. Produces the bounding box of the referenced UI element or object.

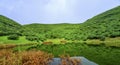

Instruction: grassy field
[0,36,36,44]
[1,36,120,47]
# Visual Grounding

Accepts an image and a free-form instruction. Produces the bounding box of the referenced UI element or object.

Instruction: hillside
[22,6,120,41]
[0,6,120,40]
[0,15,22,36]
[78,6,120,40]
[23,23,80,33]
[23,23,80,39]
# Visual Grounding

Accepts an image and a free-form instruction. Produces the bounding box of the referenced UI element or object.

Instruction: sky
[0,0,120,24]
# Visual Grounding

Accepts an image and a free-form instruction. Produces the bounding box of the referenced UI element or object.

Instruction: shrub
[0,31,7,36]
[100,36,105,41]
[22,51,53,65]
[26,35,47,42]
[7,34,19,40]
[0,50,53,65]
[0,50,21,65]
[39,35,46,42]
[109,32,120,38]
[26,35,40,42]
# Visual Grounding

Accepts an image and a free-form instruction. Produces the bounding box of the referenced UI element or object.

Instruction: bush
[22,51,53,65]
[0,50,53,65]
[109,32,120,38]
[26,35,40,42]
[100,36,105,41]
[7,34,19,40]
[0,31,6,36]
[26,35,47,42]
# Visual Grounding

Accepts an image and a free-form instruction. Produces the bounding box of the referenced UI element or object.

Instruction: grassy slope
[80,6,120,38]
[23,6,120,41]
[0,15,21,32]
[23,23,80,34]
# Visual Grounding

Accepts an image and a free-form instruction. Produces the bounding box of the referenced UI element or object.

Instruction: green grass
[0,36,36,44]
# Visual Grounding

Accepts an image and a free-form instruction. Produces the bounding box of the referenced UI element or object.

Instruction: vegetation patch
[44,38,67,44]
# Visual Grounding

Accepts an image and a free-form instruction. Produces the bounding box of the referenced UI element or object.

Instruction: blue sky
[0,0,120,24]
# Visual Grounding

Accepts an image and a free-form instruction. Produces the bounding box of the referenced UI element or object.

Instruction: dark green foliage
[26,35,40,42]
[109,32,120,38]
[25,34,47,42]
[0,15,22,36]
[38,35,46,41]
[80,6,120,40]
[23,23,81,40]
[100,36,105,41]
[0,31,7,36]
[8,34,19,40]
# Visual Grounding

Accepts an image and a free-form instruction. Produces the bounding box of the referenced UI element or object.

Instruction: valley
[0,6,120,65]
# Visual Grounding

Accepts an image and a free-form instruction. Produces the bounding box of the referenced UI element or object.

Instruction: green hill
[0,15,22,36]
[22,6,120,41]
[0,6,120,41]
[78,6,120,40]
[23,23,80,40]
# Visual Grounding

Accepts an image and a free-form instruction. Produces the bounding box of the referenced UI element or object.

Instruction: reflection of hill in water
[50,57,98,65]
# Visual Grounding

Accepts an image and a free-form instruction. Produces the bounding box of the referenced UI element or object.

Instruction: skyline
[0,0,120,24]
